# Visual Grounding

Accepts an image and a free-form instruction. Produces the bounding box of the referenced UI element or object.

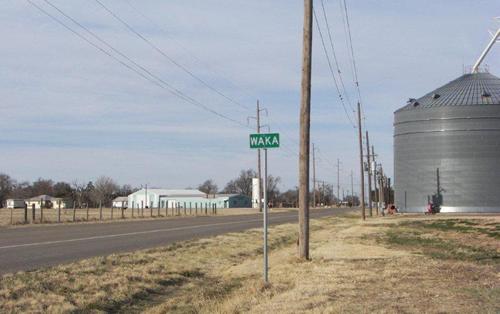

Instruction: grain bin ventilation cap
[396,72,500,112]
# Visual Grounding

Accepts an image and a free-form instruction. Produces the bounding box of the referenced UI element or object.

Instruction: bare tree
[0,174,13,207]
[72,180,86,208]
[198,179,218,195]
[223,169,257,197]
[91,176,118,207]
[53,182,73,199]
[31,178,54,196]
[266,175,281,205]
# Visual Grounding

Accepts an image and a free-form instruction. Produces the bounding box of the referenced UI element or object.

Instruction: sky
[1,0,499,194]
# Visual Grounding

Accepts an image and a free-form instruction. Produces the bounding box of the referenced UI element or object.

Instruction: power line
[313,8,356,128]
[27,0,250,130]
[339,0,364,114]
[121,0,308,157]
[319,0,355,114]
[93,0,250,111]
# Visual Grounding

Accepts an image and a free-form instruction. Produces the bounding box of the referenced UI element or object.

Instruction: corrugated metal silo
[394,72,500,213]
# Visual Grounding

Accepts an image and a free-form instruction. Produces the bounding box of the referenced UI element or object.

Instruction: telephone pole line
[357,102,366,220]
[366,131,373,217]
[298,0,313,260]
[312,143,317,208]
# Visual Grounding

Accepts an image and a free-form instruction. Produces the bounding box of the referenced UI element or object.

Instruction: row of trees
[0,169,354,208]
[0,174,134,208]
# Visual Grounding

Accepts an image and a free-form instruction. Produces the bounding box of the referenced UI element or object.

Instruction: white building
[112,196,129,208]
[128,189,206,209]
[6,199,25,209]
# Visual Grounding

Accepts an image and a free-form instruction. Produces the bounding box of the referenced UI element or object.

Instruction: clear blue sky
[1,0,499,194]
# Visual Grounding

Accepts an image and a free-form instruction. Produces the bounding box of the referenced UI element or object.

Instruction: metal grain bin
[394,72,500,213]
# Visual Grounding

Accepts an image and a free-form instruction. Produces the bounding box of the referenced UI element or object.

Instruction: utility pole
[298,0,313,260]
[312,143,316,208]
[350,170,354,206]
[366,131,373,217]
[257,100,262,213]
[337,159,340,205]
[379,166,385,212]
[249,101,267,213]
[372,145,378,215]
[357,102,366,220]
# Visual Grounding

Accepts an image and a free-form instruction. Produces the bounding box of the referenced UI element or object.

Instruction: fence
[0,201,219,226]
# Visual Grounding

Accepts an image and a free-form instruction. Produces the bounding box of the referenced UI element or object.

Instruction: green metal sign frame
[249,133,280,149]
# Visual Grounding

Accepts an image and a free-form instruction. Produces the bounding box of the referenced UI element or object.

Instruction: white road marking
[0,213,305,250]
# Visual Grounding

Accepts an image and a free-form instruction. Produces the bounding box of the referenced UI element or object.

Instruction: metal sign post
[249,132,279,284]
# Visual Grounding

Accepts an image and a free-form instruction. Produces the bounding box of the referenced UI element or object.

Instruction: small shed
[6,199,26,209]
[112,196,129,209]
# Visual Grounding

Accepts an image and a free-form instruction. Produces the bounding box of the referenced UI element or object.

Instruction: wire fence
[0,202,223,226]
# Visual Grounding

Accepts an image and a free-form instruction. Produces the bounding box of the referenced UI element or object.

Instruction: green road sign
[249,133,280,149]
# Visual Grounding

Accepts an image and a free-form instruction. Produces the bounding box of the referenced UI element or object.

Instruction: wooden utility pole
[336,159,340,204]
[372,145,378,215]
[366,131,373,217]
[312,143,316,208]
[298,0,313,260]
[379,167,385,211]
[357,102,366,220]
[257,100,262,213]
[350,170,354,206]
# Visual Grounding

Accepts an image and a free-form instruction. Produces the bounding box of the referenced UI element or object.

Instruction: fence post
[32,203,35,223]
[132,203,135,218]
[189,202,192,215]
[184,202,186,215]
[205,203,208,215]
[40,199,44,223]
[111,205,114,220]
[121,206,125,219]
[195,203,198,215]
[24,203,28,224]
[10,207,13,225]
[58,201,61,223]
[150,205,153,217]
[86,204,89,221]
[214,204,217,215]
[99,201,103,220]
[73,201,76,222]
[157,203,160,217]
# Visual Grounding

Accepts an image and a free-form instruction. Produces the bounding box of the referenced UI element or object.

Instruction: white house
[112,196,129,208]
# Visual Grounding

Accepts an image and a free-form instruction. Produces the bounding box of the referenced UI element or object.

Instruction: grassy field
[0,207,293,228]
[0,212,498,313]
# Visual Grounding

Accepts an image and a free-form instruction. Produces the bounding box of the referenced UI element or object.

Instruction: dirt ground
[0,212,498,313]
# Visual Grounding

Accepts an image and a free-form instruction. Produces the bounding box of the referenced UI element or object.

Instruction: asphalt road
[0,208,347,274]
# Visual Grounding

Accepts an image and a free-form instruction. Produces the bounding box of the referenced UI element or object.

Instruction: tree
[72,180,86,208]
[91,176,118,207]
[278,188,299,208]
[223,169,256,197]
[53,182,73,199]
[31,178,54,196]
[0,174,13,207]
[117,184,136,196]
[10,181,32,199]
[266,175,281,205]
[198,179,218,195]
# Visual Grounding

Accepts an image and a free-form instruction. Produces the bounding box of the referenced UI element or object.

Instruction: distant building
[25,195,70,209]
[127,189,251,209]
[6,199,25,209]
[112,196,129,209]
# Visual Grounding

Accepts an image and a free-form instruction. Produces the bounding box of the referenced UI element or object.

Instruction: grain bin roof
[396,72,500,112]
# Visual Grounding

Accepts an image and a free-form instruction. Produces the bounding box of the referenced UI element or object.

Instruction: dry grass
[0,213,498,313]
